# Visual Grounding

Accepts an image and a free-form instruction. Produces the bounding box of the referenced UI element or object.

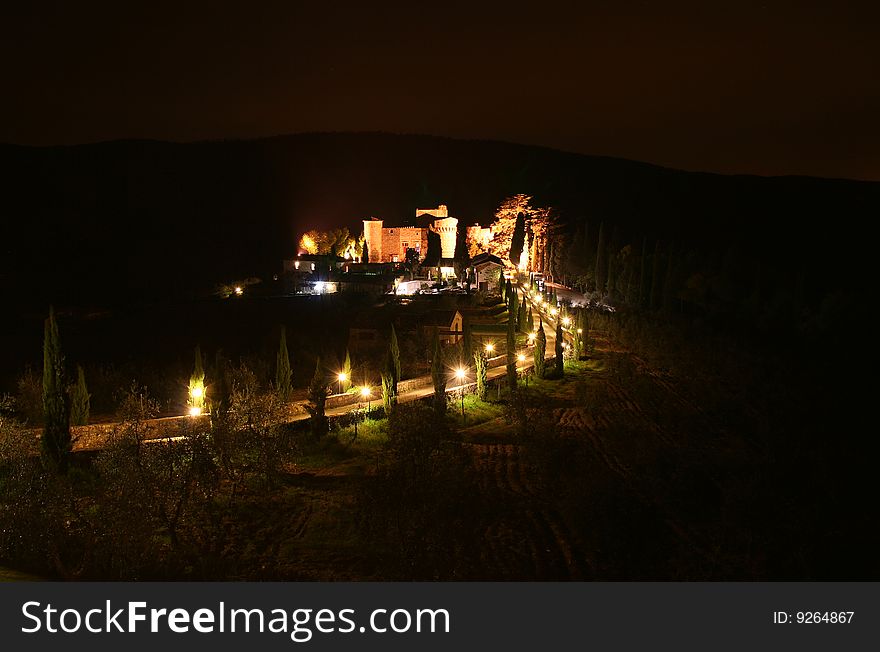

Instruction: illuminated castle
[362,204,460,263]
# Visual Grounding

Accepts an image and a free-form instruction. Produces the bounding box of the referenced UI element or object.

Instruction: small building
[470,252,503,292]
[421,309,464,345]
[281,254,344,294]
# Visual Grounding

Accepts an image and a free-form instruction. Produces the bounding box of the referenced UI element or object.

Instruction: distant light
[562,316,571,326]
[577,328,583,334]
[485,343,495,353]
[314,281,324,294]
[517,353,526,363]
[234,286,243,296]
[338,372,348,382]
[188,406,202,417]
[455,368,466,380]
[360,386,371,398]
[528,332,536,343]
[550,308,558,316]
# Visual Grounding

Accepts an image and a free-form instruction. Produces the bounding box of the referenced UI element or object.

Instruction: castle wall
[380,227,401,262]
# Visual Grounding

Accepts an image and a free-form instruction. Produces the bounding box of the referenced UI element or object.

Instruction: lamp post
[517,352,528,388]
[454,368,466,425]
[360,385,372,415]
[188,384,205,417]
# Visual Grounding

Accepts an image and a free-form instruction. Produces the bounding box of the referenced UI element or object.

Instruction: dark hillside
[1,132,876,309]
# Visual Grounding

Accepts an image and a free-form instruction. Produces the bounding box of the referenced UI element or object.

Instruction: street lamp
[454,367,467,424]
[517,352,529,388]
[484,342,495,354]
[337,372,348,395]
[360,386,372,414]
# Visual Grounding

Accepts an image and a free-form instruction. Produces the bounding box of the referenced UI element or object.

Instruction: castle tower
[416,204,448,219]
[434,217,459,259]
[362,219,383,263]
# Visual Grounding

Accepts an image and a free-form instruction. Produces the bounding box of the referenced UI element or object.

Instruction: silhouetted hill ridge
[1,132,876,308]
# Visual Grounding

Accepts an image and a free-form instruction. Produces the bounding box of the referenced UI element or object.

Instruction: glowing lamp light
[551,308,558,316]
[455,368,466,381]
[577,328,583,334]
[562,316,571,326]
[234,286,243,296]
[485,343,495,353]
[517,353,526,363]
[528,332,536,343]
[338,372,348,382]
[360,386,371,399]
[190,385,204,400]
[188,406,202,417]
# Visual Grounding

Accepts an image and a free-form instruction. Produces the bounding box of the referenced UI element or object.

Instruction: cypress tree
[188,345,206,413]
[276,327,293,400]
[41,306,70,472]
[69,365,90,426]
[381,348,397,415]
[595,221,606,294]
[527,305,533,331]
[474,349,488,401]
[510,211,527,265]
[361,239,369,263]
[534,319,546,379]
[462,317,473,366]
[389,324,401,385]
[506,308,517,395]
[430,327,447,417]
[517,295,527,332]
[341,349,352,393]
[555,319,564,376]
[508,287,519,326]
[306,356,329,438]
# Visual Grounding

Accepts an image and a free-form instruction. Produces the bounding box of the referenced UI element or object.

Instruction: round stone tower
[362,219,383,263]
[434,217,459,259]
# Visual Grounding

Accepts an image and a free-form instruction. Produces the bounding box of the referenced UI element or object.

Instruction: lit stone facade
[362,206,465,263]
[433,217,459,258]
[416,204,448,219]
[362,219,384,263]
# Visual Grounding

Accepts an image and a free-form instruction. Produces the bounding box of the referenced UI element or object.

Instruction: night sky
[2,1,878,180]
